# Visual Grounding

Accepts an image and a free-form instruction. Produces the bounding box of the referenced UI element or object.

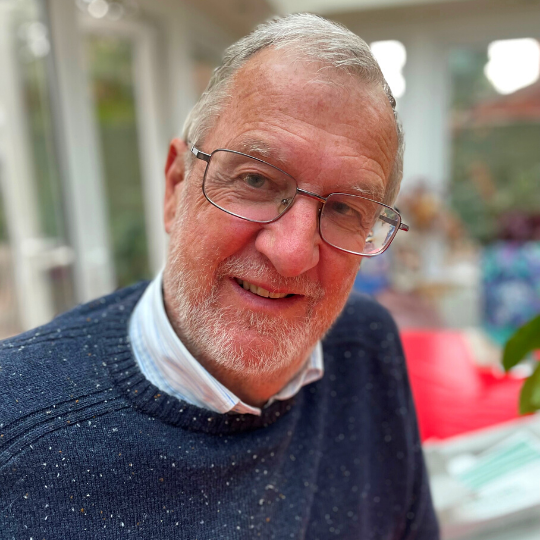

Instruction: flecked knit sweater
[0,282,438,539]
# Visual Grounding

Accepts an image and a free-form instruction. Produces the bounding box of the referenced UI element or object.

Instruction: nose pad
[277,197,294,215]
[254,197,322,278]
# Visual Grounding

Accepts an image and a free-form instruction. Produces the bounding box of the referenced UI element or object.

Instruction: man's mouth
[234,278,294,299]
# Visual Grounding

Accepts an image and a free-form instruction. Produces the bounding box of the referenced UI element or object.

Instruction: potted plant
[503,314,540,414]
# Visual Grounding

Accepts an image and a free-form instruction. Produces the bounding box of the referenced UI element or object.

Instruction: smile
[234,278,293,299]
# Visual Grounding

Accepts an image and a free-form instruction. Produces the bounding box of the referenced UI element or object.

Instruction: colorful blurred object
[482,242,540,342]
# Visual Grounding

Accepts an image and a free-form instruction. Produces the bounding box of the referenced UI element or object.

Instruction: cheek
[179,196,262,262]
[320,248,361,299]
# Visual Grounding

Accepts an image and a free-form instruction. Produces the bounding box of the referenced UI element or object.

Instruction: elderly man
[0,13,438,539]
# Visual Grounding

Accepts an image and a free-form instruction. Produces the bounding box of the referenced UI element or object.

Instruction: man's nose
[254,197,321,278]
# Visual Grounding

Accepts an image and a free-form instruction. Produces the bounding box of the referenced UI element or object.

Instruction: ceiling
[182,0,276,38]
[267,0,474,15]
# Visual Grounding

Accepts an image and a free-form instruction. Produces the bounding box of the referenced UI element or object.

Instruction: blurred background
[0,0,539,538]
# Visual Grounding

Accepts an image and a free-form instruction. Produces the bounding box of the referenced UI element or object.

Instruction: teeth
[236,279,289,299]
[257,287,269,298]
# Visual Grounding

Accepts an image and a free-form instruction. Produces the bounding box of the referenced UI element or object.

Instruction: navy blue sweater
[0,282,438,539]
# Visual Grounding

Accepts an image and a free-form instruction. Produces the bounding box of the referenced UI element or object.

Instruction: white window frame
[79,13,169,277]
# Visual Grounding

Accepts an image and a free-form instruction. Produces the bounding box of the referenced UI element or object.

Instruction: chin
[184,306,318,376]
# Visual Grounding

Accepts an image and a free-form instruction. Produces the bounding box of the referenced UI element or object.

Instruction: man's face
[163,49,398,380]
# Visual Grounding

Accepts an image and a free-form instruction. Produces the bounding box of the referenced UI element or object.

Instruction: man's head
[183,13,404,205]
[162,14,402,402]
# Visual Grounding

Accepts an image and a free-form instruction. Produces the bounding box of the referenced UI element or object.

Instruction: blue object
[482,241,540,343]
[353,251,391,295]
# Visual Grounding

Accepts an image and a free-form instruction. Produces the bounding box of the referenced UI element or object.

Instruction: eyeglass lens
[202,149,399,256]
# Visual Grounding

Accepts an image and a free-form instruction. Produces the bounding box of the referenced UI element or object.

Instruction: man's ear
[164,138,188,234]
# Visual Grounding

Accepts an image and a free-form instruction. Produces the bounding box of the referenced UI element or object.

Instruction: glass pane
[86,34,150,288]
[16,7,65,240]
[321,195,384,254]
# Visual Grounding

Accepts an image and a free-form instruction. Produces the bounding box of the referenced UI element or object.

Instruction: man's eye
[330,201,353,215]
[243,174,267,188]
[325,199,373,233]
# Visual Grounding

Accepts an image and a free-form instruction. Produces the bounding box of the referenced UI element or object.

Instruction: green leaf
[502,314,540,372]
[519,362,540,415]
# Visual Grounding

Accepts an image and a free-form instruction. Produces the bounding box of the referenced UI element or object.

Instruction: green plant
[503,314,540,414]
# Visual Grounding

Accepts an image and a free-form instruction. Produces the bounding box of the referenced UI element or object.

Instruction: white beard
[164,250,332,377]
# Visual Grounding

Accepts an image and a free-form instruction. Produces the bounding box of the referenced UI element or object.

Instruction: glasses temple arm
[378,214,410,232]
[191,145,211,163]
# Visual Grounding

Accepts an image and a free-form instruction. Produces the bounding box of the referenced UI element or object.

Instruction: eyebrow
[234,138,387,202]
[234,138,288,167]
[346,182,386,203]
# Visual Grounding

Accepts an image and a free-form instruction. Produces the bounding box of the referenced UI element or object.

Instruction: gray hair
[182,13,404,204]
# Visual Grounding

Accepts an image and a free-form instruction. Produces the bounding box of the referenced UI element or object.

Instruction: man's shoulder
[0,280,148,356]
[321,290,407,396]
[0,282,148,429]
[324,289,399,345]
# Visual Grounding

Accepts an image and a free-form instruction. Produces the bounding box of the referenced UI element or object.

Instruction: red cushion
[401,331,522,441]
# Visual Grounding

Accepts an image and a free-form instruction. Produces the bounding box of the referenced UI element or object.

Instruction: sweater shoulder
[0,282,147,428]
[320,292,415,439]
[321,291,407,397]
[324,289,399,346]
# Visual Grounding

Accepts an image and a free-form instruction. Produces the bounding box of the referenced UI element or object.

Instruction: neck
[193,356,300,407]
[172,323,307,407]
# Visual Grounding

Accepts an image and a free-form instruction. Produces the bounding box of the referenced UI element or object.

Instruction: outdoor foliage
[503,314,540,414]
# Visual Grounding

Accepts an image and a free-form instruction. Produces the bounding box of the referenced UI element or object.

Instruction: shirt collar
[129,272,323,416]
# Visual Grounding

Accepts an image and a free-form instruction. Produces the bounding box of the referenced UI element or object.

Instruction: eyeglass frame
[190,145,409,257]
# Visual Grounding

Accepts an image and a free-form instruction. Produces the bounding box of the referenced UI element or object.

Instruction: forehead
[203,48,398,198]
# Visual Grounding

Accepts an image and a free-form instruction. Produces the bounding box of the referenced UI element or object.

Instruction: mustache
[216,255,325,299]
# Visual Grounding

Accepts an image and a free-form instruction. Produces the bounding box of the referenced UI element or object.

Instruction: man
[0,13,438,539]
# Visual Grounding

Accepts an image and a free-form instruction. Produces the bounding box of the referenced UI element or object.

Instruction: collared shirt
[128,272,324,415]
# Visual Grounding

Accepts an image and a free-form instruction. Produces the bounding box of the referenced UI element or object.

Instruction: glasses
[191,146,409,257]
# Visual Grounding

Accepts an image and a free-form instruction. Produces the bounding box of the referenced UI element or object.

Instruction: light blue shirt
[128,272,324,415]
